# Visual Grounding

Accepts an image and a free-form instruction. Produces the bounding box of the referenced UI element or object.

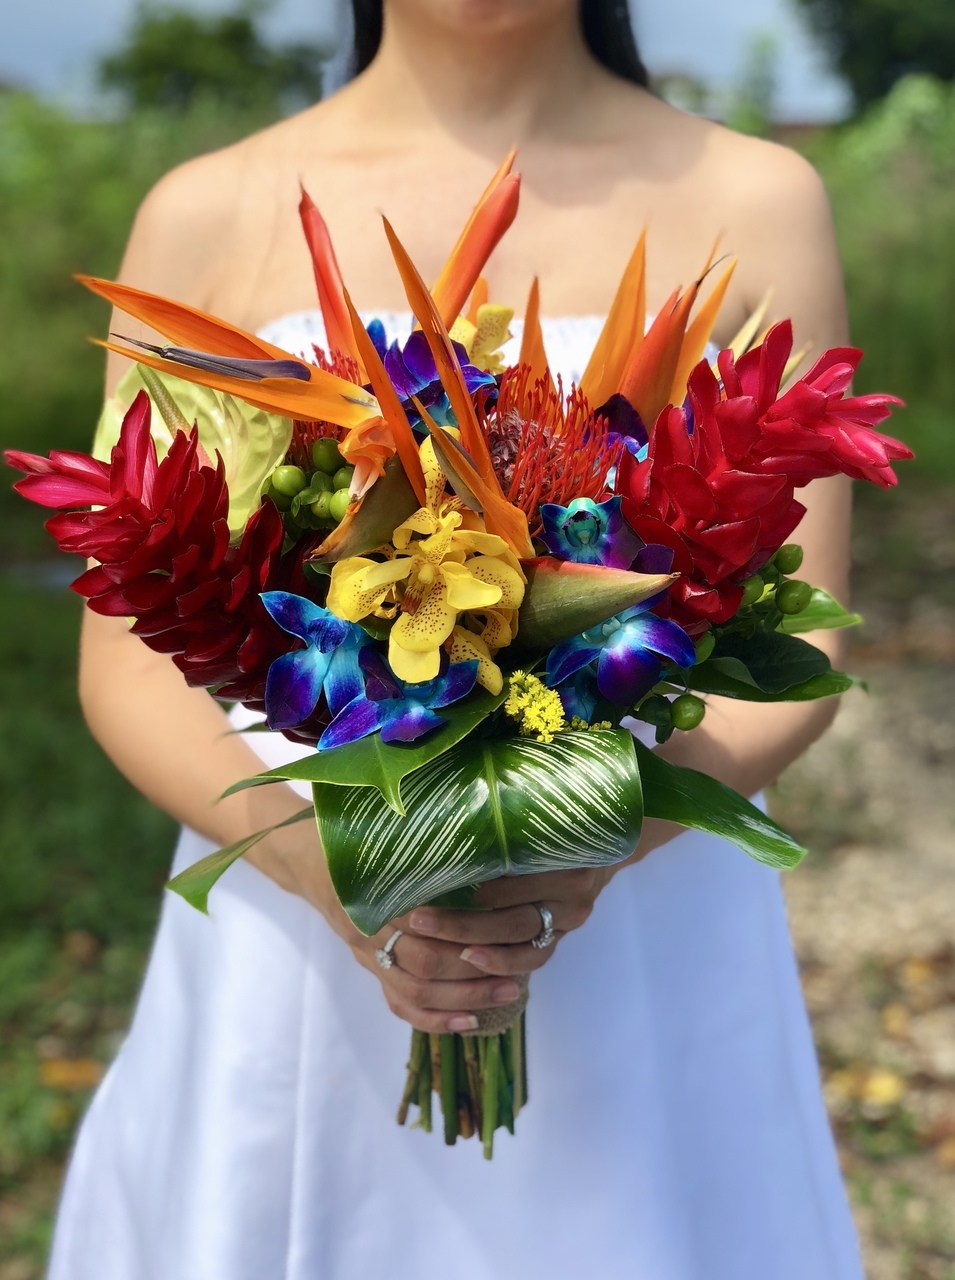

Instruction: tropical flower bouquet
[6,155,911,1158]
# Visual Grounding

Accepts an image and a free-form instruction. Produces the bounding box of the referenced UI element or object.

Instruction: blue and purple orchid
[379,329,496,428]
[546,599,696,709]
[539,496,642,568]
[261,591,370,732]
[320,649,480,749]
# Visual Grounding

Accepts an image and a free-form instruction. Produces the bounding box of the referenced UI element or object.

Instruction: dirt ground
[774,486,955,1280]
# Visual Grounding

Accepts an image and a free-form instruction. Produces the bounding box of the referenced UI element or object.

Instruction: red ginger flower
[5,392,306,707]
[616,321,910,630]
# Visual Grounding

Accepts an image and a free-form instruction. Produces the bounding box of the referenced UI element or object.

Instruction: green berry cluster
[266,437,354,532]
[736,544,813,621]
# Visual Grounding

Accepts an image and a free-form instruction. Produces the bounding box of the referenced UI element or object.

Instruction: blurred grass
[1,74,954,1276]
[0,573,174,1271]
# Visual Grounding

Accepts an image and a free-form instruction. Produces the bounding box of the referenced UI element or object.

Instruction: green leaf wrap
[635,742,806,870]
[315,728,644,935]
[223,689,507,814]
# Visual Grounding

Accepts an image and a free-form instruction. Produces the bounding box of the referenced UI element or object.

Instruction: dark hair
[349,0,650,87]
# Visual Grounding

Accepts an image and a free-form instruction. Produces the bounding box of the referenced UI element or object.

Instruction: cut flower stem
[397,1017,526,1159]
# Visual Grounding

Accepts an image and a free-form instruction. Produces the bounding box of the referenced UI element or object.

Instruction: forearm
[79,610,312,897]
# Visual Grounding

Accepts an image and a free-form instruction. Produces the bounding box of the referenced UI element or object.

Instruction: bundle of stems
[397,1015,528,1159]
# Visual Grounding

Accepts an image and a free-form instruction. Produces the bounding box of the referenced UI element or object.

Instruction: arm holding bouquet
[10,144,909,1152]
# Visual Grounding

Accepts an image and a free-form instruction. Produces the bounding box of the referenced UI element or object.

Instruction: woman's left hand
[404,817,681,977]
[405,866,615,978]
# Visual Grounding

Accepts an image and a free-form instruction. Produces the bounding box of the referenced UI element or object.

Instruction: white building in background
[2,0,850,123]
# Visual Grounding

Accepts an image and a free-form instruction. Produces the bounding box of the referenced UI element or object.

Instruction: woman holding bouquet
[48,1,864,1276]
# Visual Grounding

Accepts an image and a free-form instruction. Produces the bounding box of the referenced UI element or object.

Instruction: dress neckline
[257,306,608,332]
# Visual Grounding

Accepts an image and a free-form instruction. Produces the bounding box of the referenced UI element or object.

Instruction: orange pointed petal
[341,288,426,505]
[382,217,498,486]
[428,426,533,559]
[430,170,521,328]
[78,275,292,362]
[95,339,377,428]
[518,277,553,393]
[466,276,489,326]
[668,257,737,403]
[579,231,646,408]
[619,282,701,427]
[298,186,364,372]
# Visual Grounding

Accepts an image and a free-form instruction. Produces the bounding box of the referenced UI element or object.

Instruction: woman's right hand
[259,816,524,1035]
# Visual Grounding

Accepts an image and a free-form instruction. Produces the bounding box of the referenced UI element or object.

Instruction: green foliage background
[795,0,955,108]
[1,71,954,1273]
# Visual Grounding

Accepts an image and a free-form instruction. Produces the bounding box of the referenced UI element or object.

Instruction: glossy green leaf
[222,688,507,814]
[687,658,856,702]
[635,742,806,870]
[687,626,856,701]
[779,588,863,634]
[166,806,314,913]
[515,558,676,652]
[93,363,292,537]
[315,728,644,935]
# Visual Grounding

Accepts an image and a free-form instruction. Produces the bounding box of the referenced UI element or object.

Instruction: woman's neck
[339,5,616,152]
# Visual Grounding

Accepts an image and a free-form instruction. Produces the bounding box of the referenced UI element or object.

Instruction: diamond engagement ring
[531,904,555,950]
[375,930,404,970]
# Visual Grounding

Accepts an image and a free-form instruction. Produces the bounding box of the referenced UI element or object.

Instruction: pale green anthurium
[93,364,293,540]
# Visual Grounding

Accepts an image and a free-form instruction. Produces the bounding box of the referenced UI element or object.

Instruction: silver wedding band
[375,929,403,970]
[531,904,555,950]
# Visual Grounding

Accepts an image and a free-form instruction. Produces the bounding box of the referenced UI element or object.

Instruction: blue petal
[546,638,603,687]
[260,591,330,643]
[429,659,479,709]
[318,695,385,750]
[313,614,355,653]
[380,703,446,743]
[366,319,387,360]
[597,393,648,449]
[461,364,496,397]
[265,648,329,730]
[623,615,696,668]
[633,543,675,575]
[558,666,600,722]
[401,331,437,386]
[358,647,404,701]
[596,641,661,706]
[324,643,366,717]
[384,342,418,400]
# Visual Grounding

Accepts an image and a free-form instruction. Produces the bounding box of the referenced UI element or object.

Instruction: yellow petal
[441,561,503,611]
[454,528,512,558]
[448,627,503,695]
[448,316,478,357]
[388,639,441,683]
[419,436,448,513]
[465,556,525,609]
[393,506,439,549]
[392,581,457,653]
[478,607,516,648]
[470,304,514,373]
[327,557,409,622]
[418,514,460,565]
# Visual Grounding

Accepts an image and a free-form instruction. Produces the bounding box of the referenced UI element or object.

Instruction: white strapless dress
[48,314,864,1280]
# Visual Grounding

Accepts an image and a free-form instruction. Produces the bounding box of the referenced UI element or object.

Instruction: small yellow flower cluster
[504,671,566,743]
[569,716,614,732]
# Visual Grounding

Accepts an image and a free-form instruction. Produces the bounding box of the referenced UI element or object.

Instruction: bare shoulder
[117,113,304,304]
[701,123,836,248]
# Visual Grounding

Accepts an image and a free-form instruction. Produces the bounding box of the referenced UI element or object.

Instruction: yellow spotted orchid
[449,303,514,375]
[327,440,525,686]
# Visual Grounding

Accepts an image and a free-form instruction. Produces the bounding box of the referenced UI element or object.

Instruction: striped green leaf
[316,728,644,935]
